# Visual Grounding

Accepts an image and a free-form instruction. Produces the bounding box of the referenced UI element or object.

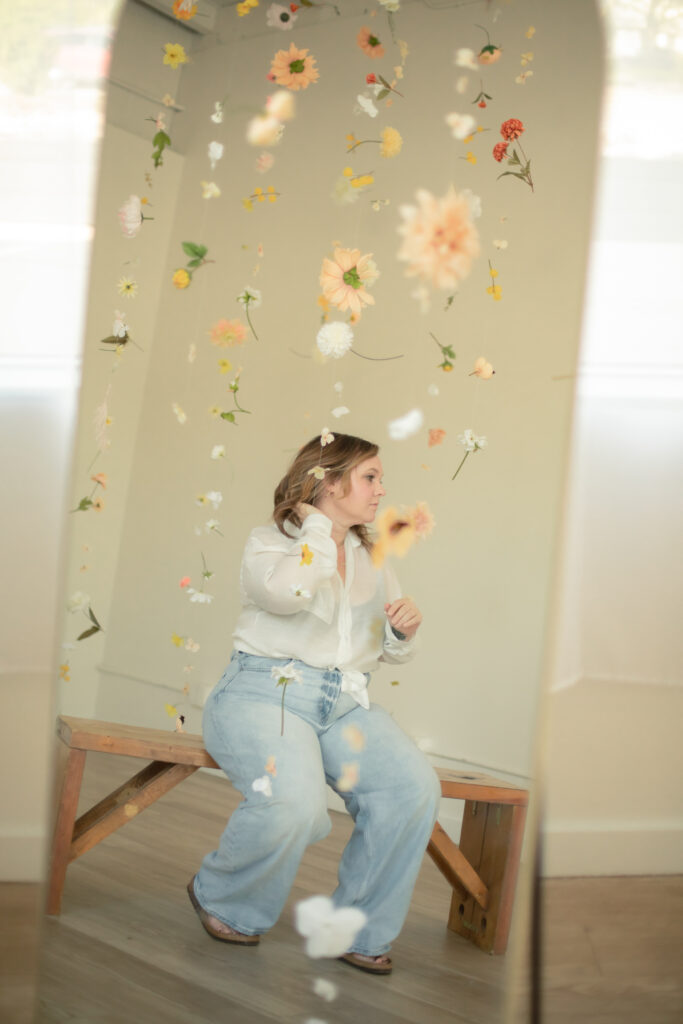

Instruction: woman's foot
[338,951,393,975]
[186,876,260,946]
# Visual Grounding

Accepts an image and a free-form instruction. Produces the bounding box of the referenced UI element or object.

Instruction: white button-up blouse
[232,513,417,708]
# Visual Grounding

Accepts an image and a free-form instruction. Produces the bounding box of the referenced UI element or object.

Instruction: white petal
[331,406,350,418]
[387,408,424,440]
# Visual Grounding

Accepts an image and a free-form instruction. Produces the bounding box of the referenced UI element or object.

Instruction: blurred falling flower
[187,589,213,604]
[308,465,326,480]
[312,977,338,1002]
[246,114,283,146]
[295,895,367,959]
[526,25,536,38]
[256,151,275,173]
[270,42,319,90]
[211,445,226,459]
[355,93,379,118]
[455,74,469,94]
[208,140,224,168]
[331,406,350,418]
[218,358,233,374]
[320,428,335,447]
[179,576,191,588]
[371,506,417,566]
[210,100,224,123]
[387,407,424,441]
[357,26,384,58]
[459,428,487,452]
[172,403,187,426]
[266,3,297,29]
[470,356,495,379]
[201,181,221,199]
[320,247,378,318]
[300,543,314,566]
[163,43,188,69]
[266,90,295,121]
[117,276,138,298]
[493,239,508,250]
[209,319,248,347]
[342,724,366,752]
[380,126,402,158]
[173,0,197,20]
[252,775,273,797]
[516,70,534,85]
[445,112,477,140]
[428,428,446,447]
[397,186,480,292]
[337,762,360,792]
[454,48,477,70]
[413,500,435,538]
[117,195,147,238]
[316,321,354,359]
[265,755,277,776]
[520,51,534,67]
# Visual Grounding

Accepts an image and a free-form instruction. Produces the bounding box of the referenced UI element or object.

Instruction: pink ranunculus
[493,141,509,162]
[117,195,143,238]
[500,117,524,141]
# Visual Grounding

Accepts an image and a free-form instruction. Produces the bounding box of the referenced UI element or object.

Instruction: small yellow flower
[380,126,402,159]
[117,276,138,298]
[394,65,403,79]
[165,703,179,717]
[521,51,534,66]
[465,151,477,164]
[317,294,330,313]
[342,166,354,178]
[208,405,221,417]
[486,284,503,300]
[300,543,314,566]
[201,180,221,199]
[242,197,254,211]
[489,268,498,278]
[59,663,70,682]
[254,187,265,202]
[236,0,257,14]
[266,185,277,204]
[172,268,191,289]
[351,174,374,188]
[218,358,233,374]
[163,42,188,69]
[346,133,357,151]
[463,134,474,144]
[442,363,454,373]
[526,25,536,39]
[171,633,184,647]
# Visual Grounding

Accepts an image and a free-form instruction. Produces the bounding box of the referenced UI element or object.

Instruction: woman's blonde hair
[273,433,379,550]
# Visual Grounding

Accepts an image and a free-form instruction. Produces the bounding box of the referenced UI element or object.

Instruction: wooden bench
[48,715,528,954]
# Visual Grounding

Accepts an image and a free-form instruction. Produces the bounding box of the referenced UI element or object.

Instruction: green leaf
[376,88,389,100]
[181,242,207,260]
[484,93,493,99]
[88,606,102,629]
[443,344,456,358]
[379,75,391,88]
[153,130,170,148]
[77,625,100,641]
[220,412,236,423]
[186,258,203,268]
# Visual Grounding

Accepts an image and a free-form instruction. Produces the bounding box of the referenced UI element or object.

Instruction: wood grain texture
[57,716,219,767]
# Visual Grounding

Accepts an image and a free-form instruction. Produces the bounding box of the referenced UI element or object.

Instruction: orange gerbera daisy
[269,43,319,91]
[319,247,379,319]
[371,506,417,567]
[397,186,480,292]
[357,26,385,59]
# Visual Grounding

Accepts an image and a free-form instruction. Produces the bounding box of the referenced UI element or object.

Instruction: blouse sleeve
[240,513,338,617]
[379,562,419,665]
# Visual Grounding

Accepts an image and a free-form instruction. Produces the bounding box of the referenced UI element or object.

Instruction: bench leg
[46,743,86,916]
[448,801,527,954]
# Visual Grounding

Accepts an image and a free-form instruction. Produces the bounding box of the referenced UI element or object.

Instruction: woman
[187,432,441,974]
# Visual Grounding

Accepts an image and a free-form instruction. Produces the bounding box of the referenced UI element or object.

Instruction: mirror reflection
[11,0,603,1020]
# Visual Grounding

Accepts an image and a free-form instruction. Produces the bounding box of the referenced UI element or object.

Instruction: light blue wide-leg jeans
[194,651,441,956]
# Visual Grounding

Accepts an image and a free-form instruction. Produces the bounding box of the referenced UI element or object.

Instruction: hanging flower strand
[237,286,262,340]
[365,72,404,99]
[242,186,281,210]
[220,372,251,424]
[346,126,402,158]
[172,241,213,290]
[452,429,487,481]
[494,118,534,191]
[430,332,456,372]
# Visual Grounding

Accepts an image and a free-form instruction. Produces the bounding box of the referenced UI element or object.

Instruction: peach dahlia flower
[269,43,319,91]
[319,247,379,318]
[396,185,480,292]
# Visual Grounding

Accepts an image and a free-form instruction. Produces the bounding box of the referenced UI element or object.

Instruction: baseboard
[543,821,683,876]
[0,830,47,883]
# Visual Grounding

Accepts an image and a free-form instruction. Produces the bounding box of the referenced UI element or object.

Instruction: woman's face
[325,456,386,526]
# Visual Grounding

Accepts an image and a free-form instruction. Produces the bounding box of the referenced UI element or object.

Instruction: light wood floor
[1,752,681,1023]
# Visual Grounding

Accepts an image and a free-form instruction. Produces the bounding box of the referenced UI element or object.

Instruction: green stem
[451,450,470,481]
[245,304,259,342]
[280,681,287,735]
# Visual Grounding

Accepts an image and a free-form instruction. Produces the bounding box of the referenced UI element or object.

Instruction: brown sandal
[187,876,260,946]
[338,952,393,975]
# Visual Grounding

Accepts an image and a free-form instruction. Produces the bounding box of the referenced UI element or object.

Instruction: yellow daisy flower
[163,43,188,69]
[380,126,403,159]
[117,276,138,298]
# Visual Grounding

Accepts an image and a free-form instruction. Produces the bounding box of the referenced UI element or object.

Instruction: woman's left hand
[384,598,422,640]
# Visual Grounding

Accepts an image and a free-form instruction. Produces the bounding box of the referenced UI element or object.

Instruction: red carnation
[366,73,377,84]
[493,141,509,162]
[478,99,487,108]
[500,118,524,141]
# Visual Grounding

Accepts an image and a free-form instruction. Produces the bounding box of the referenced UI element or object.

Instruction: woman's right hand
[296,502,320,521]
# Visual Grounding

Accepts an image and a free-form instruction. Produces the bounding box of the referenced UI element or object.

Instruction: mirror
[28,0,603,1019]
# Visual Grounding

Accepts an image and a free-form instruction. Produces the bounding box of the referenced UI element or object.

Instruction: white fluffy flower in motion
[294,895,367,959]
[388,407,424,441]
[445,112,477,140]
[252,775,273,797]
[316,321,354,360]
